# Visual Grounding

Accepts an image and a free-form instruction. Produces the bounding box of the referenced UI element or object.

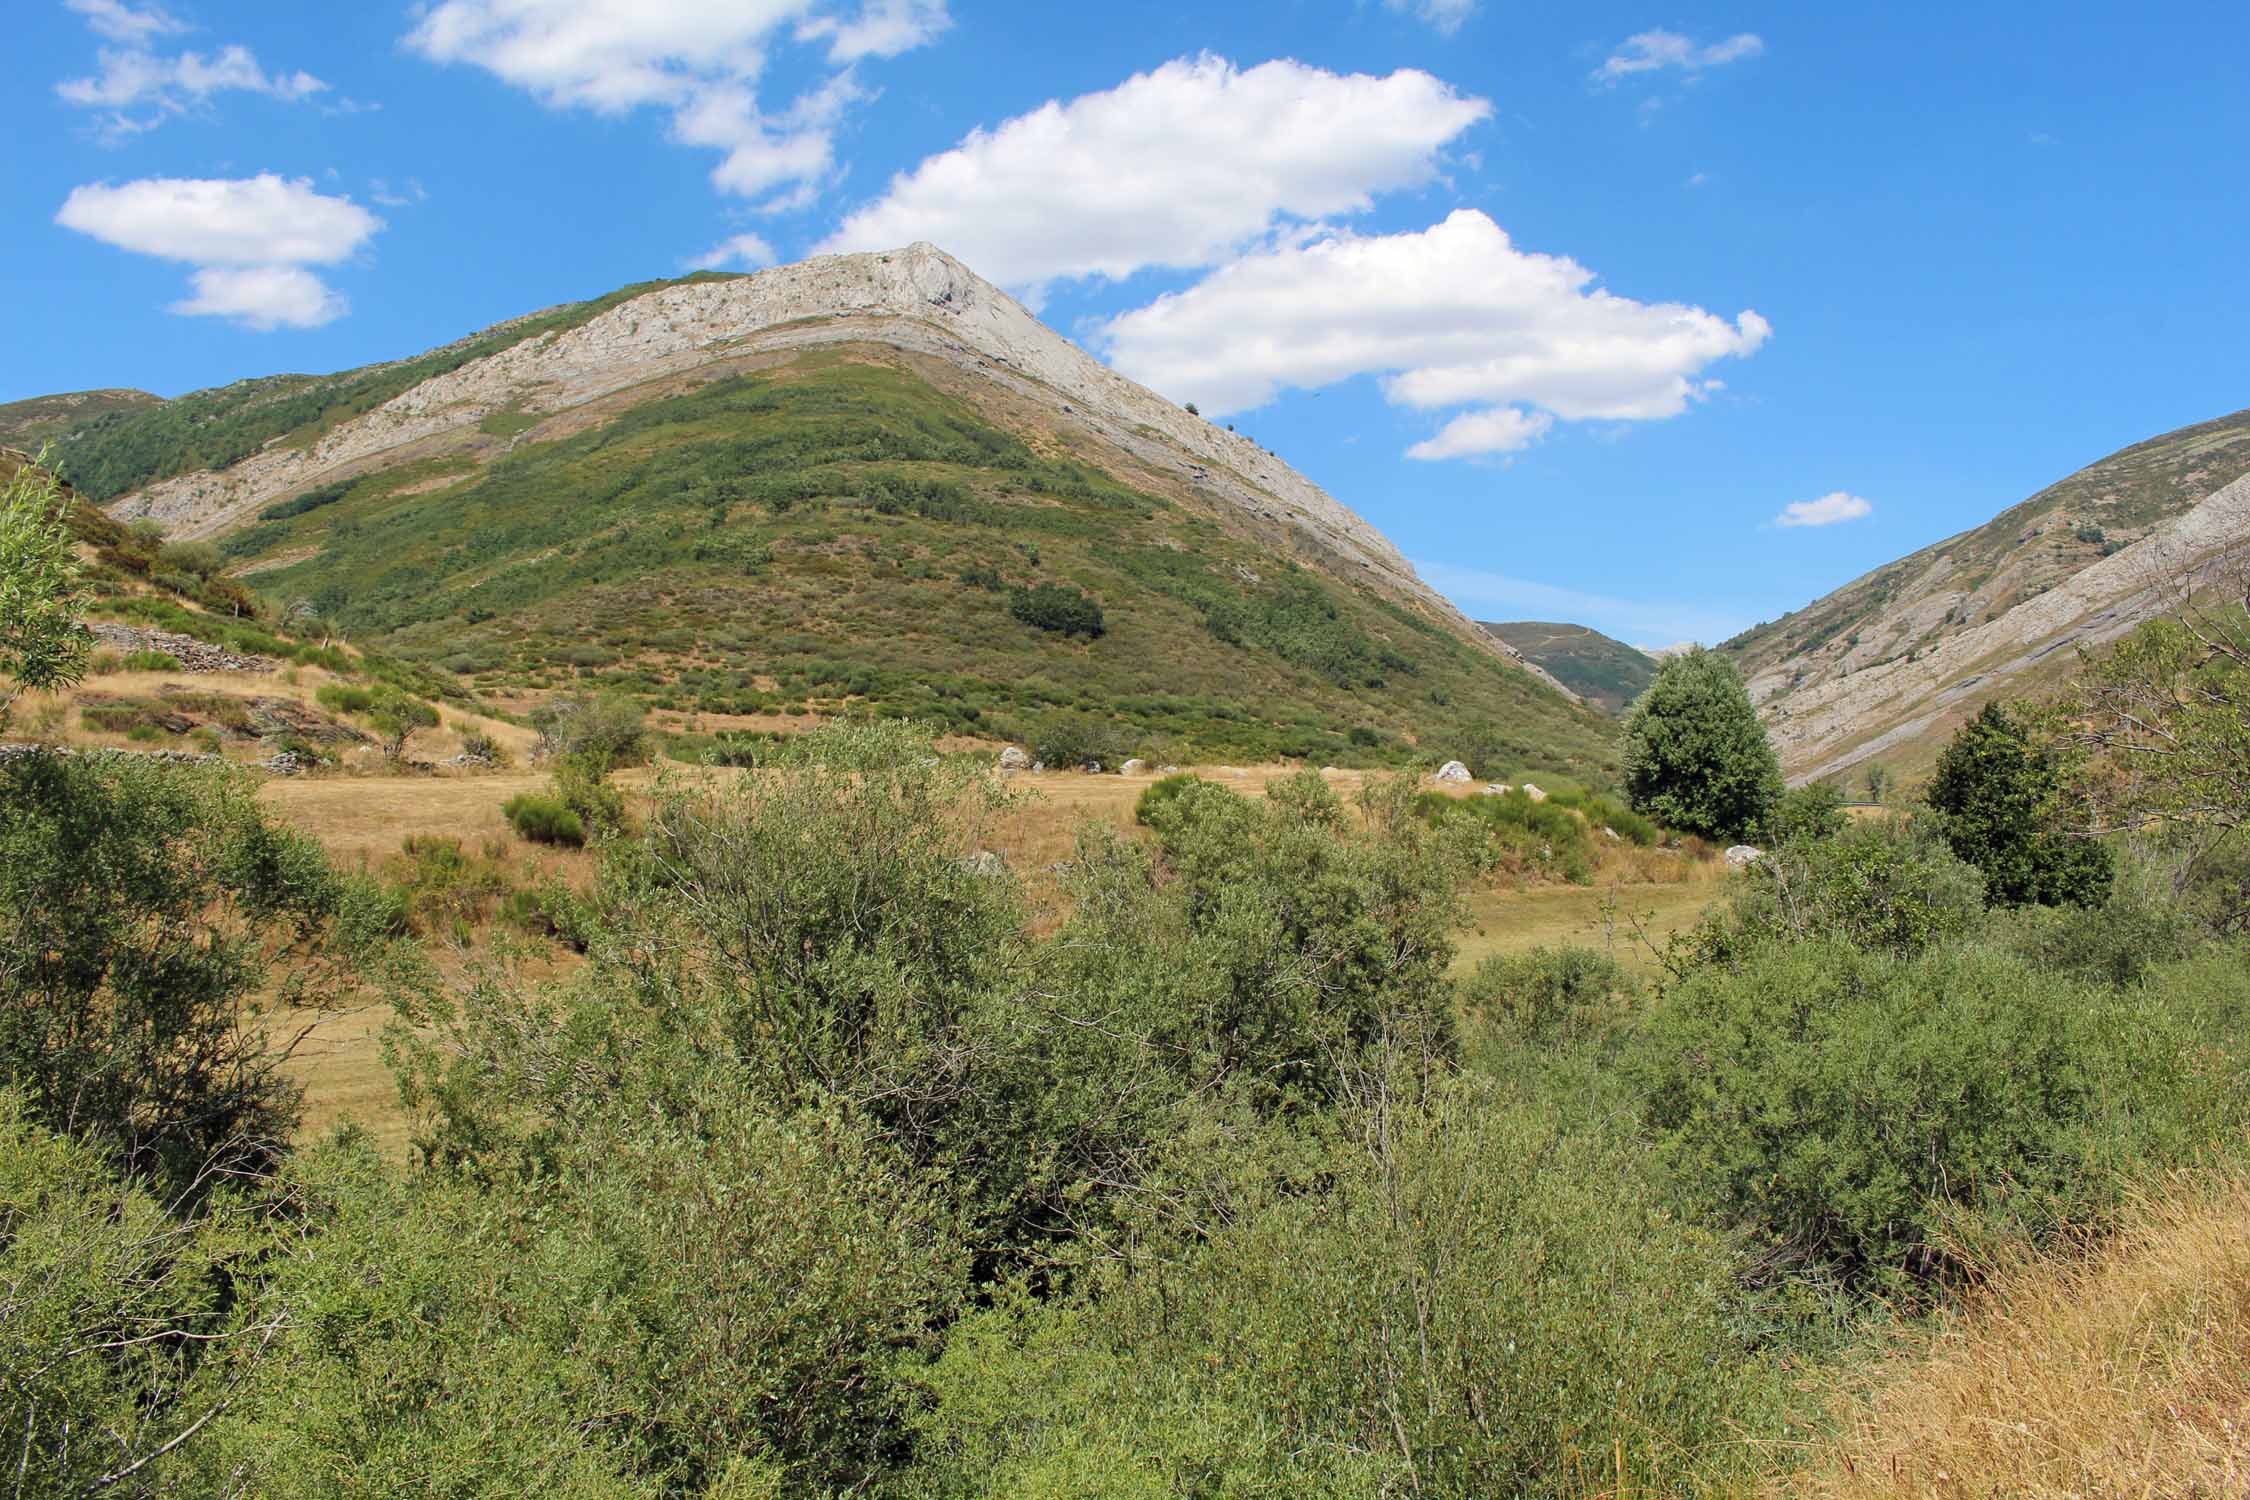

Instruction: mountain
[49,244,1614,774]
[1480,621,1655,713]
[0,388,163,453]
[1726,405,2250,784]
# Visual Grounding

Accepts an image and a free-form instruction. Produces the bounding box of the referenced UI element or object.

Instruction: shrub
[1767,780,1849,844]
[503,792,586,847]
[529,693,649,771]
[1697,816,1986,961]
[1458,945,1637,1047]
[1133,771,1204,824]
[367,687,439,760]
[1634,938,2225,1287]
[456,728,509,765]
[119,648,182,672]
[1620,649,1783,842]
[1930,702,2112,907]
[315,681,376,714]
[156,539,225,579]
[1028,709,1128,770]
[1008,581,1105,638]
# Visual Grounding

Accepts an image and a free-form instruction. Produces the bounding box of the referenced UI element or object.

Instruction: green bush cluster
[504,792,587,847]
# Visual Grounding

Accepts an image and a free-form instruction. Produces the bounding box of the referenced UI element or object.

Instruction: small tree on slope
[1619,648,1783,843]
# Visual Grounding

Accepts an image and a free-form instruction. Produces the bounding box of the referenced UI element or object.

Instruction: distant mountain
[50,245,1617,776]
[1725,405,2250,783]
[1481,621,1655,713]
[0,388,162,454]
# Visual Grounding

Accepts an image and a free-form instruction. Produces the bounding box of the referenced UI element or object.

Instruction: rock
[1480,783,1508,796]
[1432,760,1472,783]
[90,622,276,674]
[998,745,1031,771]
[1119,758,1148,776]
[1601,826,1621,841]
[962,850,1008,877]
[1521,782,1547,802]
[1030,760,1047,774]
[1156,765,1180,775]
[1080,760,1102,774]
[1724,844,1764,868]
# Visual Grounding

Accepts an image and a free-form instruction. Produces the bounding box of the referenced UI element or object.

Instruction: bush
[156,539,225,580]
[1133,771,1204,824]
[316,681,376,714]
[457,728,509,765]
[120,648,182,671]
[1008,581,1105,638]
[0,751,350,1190]
[1766,780,1848,844]
[1620,649,1782,842]
[1634,938,2227,1287]
[367,687,439,760]
[503,793,587,848]
[1458,945,1637,1047]
[530,693,649,771]
[1702,817,1987,960]
[1028,709,1128,771]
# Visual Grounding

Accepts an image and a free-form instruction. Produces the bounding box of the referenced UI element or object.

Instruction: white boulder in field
[1432,760,1472,783]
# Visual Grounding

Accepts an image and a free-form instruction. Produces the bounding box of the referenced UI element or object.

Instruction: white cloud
[1099,209,1769,457]
[797,0,949,62]
[405,0,945,203]
[65,0,184,45]
[1383,0,1476,35]
[1594,30,1765,84]
[687,230,778,270]
[1406,407,1552,461]
[57,4,327,136]
[819,56,1490,288]
[1417,558,1749,643]
[56,175,380,265]
[55,174,382,332]
[170,266,348,329]
[1775,491,1872,528]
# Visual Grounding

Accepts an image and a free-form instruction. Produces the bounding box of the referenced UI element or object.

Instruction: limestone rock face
[1432,760,1472,783]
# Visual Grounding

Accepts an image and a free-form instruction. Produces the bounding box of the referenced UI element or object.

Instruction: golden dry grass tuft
[1787,1174,2250,1498]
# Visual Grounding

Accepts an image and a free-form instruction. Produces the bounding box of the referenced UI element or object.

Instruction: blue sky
[7,0,2246,645]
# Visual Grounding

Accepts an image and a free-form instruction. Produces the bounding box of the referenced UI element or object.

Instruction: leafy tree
[368,687,440,761]
[530,692,650,770]
[1008,581,1105,638]
[1618,649,1782,842]
[0,753,356,1189]
[0,452,91,729]
[1929,702,2111,907]
[1863,762,1893,805]
[157,538,226,580]
[2069,587,2250,923]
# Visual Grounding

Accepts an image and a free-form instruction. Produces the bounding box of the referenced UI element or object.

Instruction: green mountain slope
[56,249,1618,775]
[0,388,164,454]
[1480,621,1655,713]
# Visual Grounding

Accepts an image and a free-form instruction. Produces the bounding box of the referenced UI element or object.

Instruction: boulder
[1521,782,1548,802]
[1480,783,1508,796]
[1432,760,1472,783]
[962,850,1008,876]
[1119,758,1148,776]
[1724,844,1764,868]
[998,745,1031,771]
[1156,764,1180,775]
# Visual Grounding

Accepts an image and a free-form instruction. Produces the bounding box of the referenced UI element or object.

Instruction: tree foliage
[0,753,354,1189]
[1618,648,1782,842]
[1929,702,2111,907]
[0,452,91,728]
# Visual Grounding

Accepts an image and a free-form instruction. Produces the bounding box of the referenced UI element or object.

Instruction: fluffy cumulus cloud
[818,56,1490,289]
[57,0,326,137]
[1100,209,1769,456]
[405,0,946,205]
[1593,30,1765,85]
[55,174,383,330]
[1775,491,1873,528]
